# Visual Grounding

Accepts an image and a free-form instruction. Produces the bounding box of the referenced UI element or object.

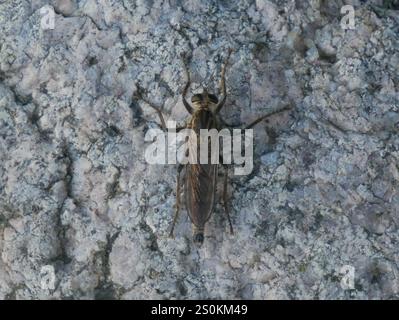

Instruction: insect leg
[244,105,291,129]
[219,105,292,130]
[181,53,194,114]
[142,99,167,131]
[169,164,184,238]
[176,124,187,132]
[135,86,167,131]
[221,163,234,235]
[215,48,233,114]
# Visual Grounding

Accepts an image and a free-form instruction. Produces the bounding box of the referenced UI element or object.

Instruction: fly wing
[185,163,217,229]
[184,108,218,229]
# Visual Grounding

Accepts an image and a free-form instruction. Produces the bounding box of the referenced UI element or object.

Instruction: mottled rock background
[0,0,398,299]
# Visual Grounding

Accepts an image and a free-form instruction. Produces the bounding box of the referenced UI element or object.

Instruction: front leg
[135,85,167,131]
[215,48,233,114]
[180,53,194,115]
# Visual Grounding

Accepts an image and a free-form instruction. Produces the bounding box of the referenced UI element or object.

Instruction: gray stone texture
[0,0,398,299]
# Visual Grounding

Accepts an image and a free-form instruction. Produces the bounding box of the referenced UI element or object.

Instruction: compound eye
[191,94,202,103]
[208,94,218,104]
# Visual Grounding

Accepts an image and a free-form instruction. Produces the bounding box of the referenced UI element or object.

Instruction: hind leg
[169,164,184,237]
[222,164,234,235]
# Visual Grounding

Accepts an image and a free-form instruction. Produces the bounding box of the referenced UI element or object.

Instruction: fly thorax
[192,101,203,109]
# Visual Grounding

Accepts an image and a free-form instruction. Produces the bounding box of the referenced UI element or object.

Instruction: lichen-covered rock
[0,0,398,299]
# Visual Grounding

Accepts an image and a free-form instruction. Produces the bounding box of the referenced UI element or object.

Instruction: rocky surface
[0,0,398,299]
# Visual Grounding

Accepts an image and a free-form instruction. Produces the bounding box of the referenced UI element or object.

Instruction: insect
[137,49,291,245]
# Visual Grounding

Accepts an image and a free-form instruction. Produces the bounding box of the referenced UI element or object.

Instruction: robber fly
[137,49,290,245]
